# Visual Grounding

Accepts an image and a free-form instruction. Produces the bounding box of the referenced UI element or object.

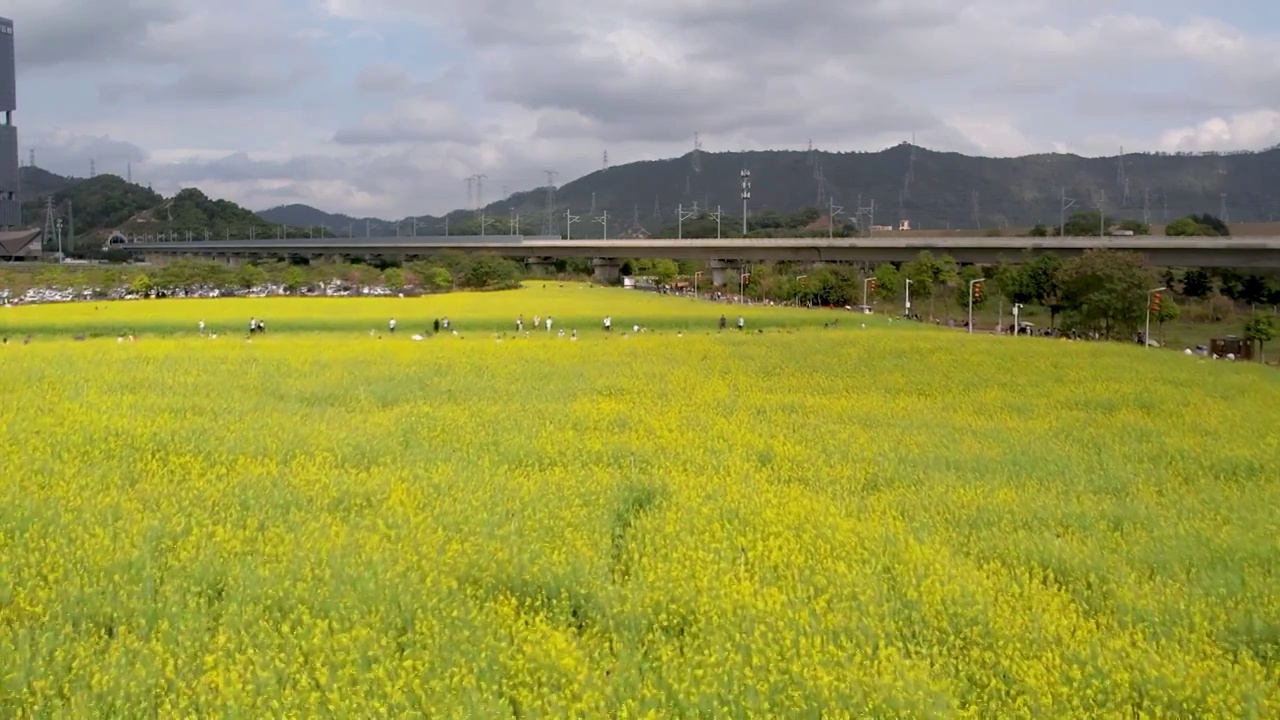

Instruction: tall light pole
[740,170,752,236]
[905,278,913,317]
[1012,303,1024,334]
[1145,286,1166,349]
[795,274,808,307]
[967,277,986,334]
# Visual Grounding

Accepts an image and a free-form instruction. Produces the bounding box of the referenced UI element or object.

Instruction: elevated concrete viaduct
[123,235,1280,285]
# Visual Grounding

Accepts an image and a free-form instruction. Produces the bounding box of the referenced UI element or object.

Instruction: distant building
[0,16,20,230]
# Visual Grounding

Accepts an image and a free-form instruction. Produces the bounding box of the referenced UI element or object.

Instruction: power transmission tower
[28,149,34,168]
[589,192,596,216]
[127,162,132,184]
[602,150,609,172]
[1142,188,1151,224]
[466,177,475,211]
[541,170,558,236]
[44,196,56,255]
[815,164,827,208]
[89,160,95,178]
[475,174,487,210]
[806,139,814,167]
[691,132,702,173]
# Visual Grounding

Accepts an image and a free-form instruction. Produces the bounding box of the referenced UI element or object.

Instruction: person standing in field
[534,314,541,330]
[546,316,553,332]
[603,315,612,332]
[517,315,524,332]
[198,320,205,335]
[737,316,745,331]
[389,318,397,334]
[249,317,257,334]
[719,314,727,331]
[433,318,440,334]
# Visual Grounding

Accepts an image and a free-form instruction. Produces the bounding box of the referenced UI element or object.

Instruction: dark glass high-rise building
[0,16,18,229]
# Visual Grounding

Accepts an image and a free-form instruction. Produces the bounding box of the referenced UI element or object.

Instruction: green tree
[955,265,988,312]
[283,266,307,292]
[872,263,901,303]
[1154,293,1180,345]
[129,274,153,295]
[1055,249,1154,339]
[235,264,268,290]
[1180,269,1213,298]
[383,267,405,291]
[420,266,453,292]
[1118,219,1151,235]
[1062,210,1109,236]
[1244,314,1277,362]
[649,259,679,285]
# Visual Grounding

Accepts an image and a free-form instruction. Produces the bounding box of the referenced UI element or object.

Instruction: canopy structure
[0,228,42,260]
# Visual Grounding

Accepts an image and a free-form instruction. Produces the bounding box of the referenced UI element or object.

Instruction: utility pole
[479,209,494,236]
[1059,187,1076,237]
[740,169,751,236]
[564,209,580,240]
[509,207,517,236]
[828,197,844,239]
[707,206,723,239]
[677,204,696,240]
[595,210,609,240]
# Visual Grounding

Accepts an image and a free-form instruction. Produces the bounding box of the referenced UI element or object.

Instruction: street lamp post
[740,170,751,236]
[1144,286,1166,349]
[1012,303,1024,334]
[968,277,986,334]
[905,278,913,317]
[795,274,808,307]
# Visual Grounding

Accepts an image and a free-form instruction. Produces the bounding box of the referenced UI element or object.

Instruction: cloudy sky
[9,0,1280,218]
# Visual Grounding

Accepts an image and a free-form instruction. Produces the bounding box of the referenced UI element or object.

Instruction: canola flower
[1,288,1279,717]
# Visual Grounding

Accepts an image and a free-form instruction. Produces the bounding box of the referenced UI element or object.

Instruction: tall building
[0,16,18,229]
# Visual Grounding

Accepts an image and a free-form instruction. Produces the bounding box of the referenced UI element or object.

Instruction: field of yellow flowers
[2,287,1279,716]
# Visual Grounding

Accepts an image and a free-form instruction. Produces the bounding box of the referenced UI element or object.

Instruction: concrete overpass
[120,234,1280,284]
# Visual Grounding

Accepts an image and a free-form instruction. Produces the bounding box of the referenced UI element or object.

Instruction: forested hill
[535,145,1280,230]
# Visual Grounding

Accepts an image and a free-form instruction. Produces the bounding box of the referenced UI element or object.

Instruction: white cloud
[10,0,1280,218]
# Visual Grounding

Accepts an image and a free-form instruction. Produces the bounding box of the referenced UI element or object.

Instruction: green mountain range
[262,145,1280,234]
[21,144,1280,244]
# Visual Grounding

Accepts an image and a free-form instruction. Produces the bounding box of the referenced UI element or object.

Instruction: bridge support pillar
[709,259,739,288]
[592,257,621,284]
[526,256,556,277]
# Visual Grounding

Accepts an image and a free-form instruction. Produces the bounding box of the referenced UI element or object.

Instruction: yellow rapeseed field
[1,286,1279,717]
